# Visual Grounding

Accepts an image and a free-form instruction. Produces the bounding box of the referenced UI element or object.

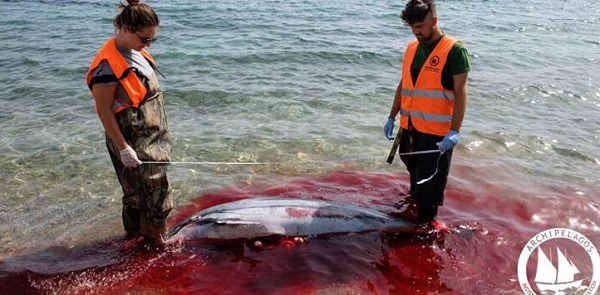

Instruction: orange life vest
[400,35,456,136]
[86,38,155,113]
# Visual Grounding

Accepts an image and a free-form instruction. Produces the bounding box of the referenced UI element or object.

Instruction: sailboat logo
[534,247,583,293]
[517,228,600,295]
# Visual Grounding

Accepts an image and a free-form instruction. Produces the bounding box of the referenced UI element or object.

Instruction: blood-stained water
[1,170,598,294]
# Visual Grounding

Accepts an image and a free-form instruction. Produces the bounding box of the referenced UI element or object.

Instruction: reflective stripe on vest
[399,36,456,136]
[86,38,155,113]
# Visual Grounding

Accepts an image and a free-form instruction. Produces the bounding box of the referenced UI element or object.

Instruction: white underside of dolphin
[167,197,422,242]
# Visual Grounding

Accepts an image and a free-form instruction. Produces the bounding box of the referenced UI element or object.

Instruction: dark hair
[401,0,437,26]
[113,0,159,33]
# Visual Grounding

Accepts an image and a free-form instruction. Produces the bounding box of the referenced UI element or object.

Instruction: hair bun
[127,0,141,5]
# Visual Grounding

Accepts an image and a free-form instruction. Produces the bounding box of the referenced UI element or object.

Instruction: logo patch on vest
[424,55,441,73]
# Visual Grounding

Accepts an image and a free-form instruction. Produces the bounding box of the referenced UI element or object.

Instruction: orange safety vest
[399,35,456,136]
[86,38,155,113]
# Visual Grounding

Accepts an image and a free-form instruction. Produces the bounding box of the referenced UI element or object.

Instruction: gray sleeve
[90,60,118,85]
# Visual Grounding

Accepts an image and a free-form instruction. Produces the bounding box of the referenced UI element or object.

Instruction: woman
[87,0,173,244]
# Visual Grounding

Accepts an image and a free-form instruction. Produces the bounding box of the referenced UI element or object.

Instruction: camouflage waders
[106,73,173,240]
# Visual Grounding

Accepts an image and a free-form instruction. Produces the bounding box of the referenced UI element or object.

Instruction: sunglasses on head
[136,33,157,44]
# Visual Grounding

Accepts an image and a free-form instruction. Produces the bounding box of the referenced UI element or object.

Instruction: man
[384,0,470,224]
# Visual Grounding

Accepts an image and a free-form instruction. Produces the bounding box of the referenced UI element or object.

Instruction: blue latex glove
[384,117,395,140]
[436,130,460,154]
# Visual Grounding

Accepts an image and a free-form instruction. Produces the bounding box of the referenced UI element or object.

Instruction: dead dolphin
[167,197,422,242]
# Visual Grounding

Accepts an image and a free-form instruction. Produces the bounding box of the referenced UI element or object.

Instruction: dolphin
[167,197,423,242]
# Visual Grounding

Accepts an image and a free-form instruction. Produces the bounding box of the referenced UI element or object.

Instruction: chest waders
[106,73,173,240]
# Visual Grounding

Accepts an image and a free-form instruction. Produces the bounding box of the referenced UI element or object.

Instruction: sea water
[0,0,599,293]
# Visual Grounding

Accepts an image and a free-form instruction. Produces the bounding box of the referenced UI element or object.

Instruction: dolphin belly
[167,197,420,242]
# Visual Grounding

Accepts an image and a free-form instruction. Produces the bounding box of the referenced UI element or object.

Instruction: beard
[415,30,435,44]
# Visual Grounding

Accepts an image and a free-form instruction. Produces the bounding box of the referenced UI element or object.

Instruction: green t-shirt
[409,35,471,91]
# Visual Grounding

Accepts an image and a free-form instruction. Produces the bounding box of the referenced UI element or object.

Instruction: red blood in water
[1,170,598,294]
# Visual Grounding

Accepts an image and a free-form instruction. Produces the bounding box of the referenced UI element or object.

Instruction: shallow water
[1,0,599,294]
[2,171,598,294]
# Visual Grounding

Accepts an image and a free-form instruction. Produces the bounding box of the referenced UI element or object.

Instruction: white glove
[119,145,142,168]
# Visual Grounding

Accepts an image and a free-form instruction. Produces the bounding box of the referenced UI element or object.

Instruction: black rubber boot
[417,206,438,223]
